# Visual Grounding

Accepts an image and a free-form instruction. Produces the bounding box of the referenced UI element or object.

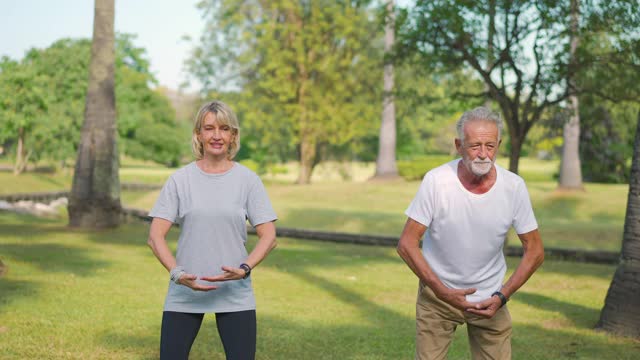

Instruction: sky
[1,0,204,91]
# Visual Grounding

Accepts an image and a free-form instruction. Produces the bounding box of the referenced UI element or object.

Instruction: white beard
[469,159,493,176]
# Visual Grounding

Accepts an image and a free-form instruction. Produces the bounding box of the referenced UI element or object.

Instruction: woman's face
[198,112,234,159]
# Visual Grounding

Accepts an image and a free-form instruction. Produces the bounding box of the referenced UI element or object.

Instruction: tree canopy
[398,0,640,174]
[0,35,185,173]
[188,0,383,183]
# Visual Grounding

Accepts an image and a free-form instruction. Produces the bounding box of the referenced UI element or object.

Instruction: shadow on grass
[262,244,415,358]
[0,278,38,309]
[97,313,640,359]
[530,259,616,281]
[268,239,401,268]
[100,312,415,360]
[81,223,158,247]
[278,207,405,237]
[100,331,159,360]
[0,243,109,277]
[516,291,601,328]
[511,323,640,360]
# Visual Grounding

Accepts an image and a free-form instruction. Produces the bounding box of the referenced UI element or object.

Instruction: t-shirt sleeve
[512,179,538,234]
[246,176,278,227]
[405,172,435,227]
[148,177,179,223]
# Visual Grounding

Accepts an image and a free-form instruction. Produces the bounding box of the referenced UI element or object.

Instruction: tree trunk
[558,0,583,190]
[596,109,640,338]
[373,0,399,180]
[508,133,522,175]
[484,0,496,108]
[0,258,6,278]
[68,0,121,228]
[297,132,316,185]
[13,127,26,175]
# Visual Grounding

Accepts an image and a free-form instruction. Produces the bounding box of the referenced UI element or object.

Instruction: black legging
[160,310,256,360]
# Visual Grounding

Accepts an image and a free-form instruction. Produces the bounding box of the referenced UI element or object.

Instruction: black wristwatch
[492,291,508,307]
[239,263,252,279]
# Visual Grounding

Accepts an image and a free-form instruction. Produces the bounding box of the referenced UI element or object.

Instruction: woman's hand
[176,272,219,291]
[200,266,247,282]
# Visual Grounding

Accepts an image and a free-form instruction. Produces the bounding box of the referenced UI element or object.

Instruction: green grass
[0,158,628,251]
[0,212,638,359]
[0,168,172,195]
[124,180,626,252]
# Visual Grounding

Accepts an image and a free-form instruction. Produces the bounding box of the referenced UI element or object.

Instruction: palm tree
[558,0,583,190]
[373,0,399,180]
[68,0,121,228]
[596,109,640,338]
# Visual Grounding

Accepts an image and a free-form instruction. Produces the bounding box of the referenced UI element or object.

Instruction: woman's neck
[196,157,233,174]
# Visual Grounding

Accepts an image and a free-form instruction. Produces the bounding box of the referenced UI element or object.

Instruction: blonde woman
[147,100,277,359]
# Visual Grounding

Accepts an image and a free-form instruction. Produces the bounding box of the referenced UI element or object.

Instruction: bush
[397,155,456,181]
[239,159,260,173]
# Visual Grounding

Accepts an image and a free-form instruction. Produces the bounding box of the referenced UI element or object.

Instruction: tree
[558,0,583,189]
[0,37,184,171]
[579,99,636,184]
[188,0,381,184]
[596,109,640,338]
[398,0,636,174]
[68,0,121,228]
[0,58,49,174]
[373,0,399,180]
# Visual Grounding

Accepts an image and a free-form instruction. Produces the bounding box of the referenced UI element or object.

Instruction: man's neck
[457,161,497,194]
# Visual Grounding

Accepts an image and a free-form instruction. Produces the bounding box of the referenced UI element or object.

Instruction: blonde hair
[191,100,241,160]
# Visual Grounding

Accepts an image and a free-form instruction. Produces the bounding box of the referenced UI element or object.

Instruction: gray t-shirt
[149,162,277,313]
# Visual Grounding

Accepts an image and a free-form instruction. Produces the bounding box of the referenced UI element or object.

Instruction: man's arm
[397,217,476,310]
[500,229,544,298]
[467,229,544,318]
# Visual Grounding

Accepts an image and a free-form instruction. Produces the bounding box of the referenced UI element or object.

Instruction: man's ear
[455,138,463,155]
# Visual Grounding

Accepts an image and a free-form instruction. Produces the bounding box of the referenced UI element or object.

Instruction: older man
[397,107,544,360]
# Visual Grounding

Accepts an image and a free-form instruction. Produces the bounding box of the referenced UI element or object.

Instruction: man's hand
[436,287,477,311]
[176,273,218,291]
[200,266,246,282]
[465,296,503,318]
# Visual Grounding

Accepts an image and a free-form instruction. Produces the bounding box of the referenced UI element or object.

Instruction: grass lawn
[0,212,638,359]
[0,158,628,251]
[120,179,626,252]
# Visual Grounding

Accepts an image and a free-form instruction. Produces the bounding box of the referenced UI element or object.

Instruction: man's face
[455,120,500,177]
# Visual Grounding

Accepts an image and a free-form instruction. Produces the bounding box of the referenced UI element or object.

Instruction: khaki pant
[416,282,512,360]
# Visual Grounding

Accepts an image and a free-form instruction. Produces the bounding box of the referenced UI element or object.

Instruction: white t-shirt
[405,159,538,302]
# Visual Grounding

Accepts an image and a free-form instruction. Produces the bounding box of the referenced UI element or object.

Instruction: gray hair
[456,107,503,142]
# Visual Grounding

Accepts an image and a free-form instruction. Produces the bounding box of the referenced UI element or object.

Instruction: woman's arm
[147,217,217,291]
[147,217,177,272]
[201,221,277,281]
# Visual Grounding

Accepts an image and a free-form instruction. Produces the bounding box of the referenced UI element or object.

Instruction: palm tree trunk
[484,0,496,108]
[596,109,640,338]
[68,0,121,228]
[373,0,399,180]
[559,0,583,190]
